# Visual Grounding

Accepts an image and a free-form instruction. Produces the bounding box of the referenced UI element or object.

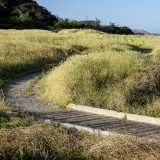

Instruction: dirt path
[2,72,160,139]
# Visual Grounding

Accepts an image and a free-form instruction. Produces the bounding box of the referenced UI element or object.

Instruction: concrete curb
[67,104,160,126]
[41,119,129,138]
[53,121,116,136]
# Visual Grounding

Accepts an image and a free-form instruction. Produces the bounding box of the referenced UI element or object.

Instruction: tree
[0,0,58,29]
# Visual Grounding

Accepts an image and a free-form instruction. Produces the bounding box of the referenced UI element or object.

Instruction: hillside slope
[133,29,160,35]
[0,0,58,29]
[132,29,151,35]
[39,29,160,117]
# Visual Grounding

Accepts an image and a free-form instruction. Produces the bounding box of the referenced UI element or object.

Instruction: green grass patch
[0,111,35,129]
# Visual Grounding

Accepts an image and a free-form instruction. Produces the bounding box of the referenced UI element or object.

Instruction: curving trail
[2,72,160,139]
[3,72,62,114]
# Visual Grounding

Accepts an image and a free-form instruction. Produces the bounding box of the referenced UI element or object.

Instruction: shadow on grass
[0,46,88,81]
[128,44,153,54]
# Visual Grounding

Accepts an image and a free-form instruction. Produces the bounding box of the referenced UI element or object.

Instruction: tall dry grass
[39,29,160,117]
[40,51,147,106]
[0,123,160,160]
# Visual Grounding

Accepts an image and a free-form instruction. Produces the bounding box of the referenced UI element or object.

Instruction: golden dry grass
[39,29,160,117]
[0,122,160,160]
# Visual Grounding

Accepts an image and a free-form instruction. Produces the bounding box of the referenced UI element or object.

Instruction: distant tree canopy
[0,0,58,29]
[54,19,134,35]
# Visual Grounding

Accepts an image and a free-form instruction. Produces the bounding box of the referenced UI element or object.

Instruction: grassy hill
[1,29,160,159]
[1,29,160,117]
[39,29,160,118]
[133,29,160,35]
[132,29,151,35]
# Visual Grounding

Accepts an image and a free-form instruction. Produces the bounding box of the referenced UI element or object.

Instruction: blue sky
[35,0,160,34]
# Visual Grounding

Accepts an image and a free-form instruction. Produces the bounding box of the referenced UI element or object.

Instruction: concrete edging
[42,119,127,138]
[67,104,160,126]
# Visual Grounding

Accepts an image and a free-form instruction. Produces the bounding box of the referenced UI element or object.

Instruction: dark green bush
[54,19,133,35]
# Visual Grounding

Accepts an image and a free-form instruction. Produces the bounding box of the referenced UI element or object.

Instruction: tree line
[54,18,133,35]
[0,0,133,34]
